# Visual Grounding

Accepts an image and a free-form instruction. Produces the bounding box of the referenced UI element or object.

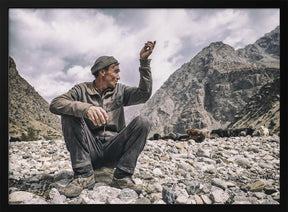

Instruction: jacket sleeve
[123,58,153,106]
[49,84,92,118]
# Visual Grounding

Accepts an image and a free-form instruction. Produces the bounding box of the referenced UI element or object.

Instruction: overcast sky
[9,9,279,103]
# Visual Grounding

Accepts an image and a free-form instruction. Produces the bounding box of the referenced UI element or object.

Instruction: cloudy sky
[9,9,279,103]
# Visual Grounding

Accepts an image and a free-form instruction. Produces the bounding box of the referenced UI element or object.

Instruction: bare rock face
[134,26,280,137]
[8,57,63,141]
[228,78,280,135]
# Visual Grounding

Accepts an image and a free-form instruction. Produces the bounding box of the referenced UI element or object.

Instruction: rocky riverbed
[8,135,280,204]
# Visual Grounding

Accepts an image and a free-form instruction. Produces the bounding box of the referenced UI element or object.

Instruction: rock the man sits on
[49,41,156,197]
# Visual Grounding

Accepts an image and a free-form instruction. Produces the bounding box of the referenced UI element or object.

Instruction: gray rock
[236,158,251,168]
[162,186,176,204]
[196,148,211,158]
[211,178,227,190]
[210,189,230,204]
[88,186,121,203]
[201,194,212,204]
[23,197,48,204]
[9,191,34,203]
[135,197,151,204]
[117,188,138,203]
[50,195,66,204]
[49,188,60,199]
[175,194,188,204]
[186,181,200,195]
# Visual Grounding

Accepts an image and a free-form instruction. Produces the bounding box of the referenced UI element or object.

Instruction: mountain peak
[208,41,227,49]
[202,41,234,53]
[9,56,17,69]
[191,40,247,72]
[237,25,279,62]
[9,57,63,141]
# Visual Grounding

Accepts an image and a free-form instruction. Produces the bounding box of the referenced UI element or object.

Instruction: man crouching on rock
[49,41,156,198]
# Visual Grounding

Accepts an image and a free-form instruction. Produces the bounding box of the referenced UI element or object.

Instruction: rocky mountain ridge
[8,57,63,141]
[135,26,280,137]
[228,78,280,135]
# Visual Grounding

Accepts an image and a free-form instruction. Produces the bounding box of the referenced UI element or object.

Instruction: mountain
[9,56,63,141]
[135,26,280,137]
[228,77,280,135]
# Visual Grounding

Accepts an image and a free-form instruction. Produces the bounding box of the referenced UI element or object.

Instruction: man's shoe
[59,174,95,198]
[110,176,143,194]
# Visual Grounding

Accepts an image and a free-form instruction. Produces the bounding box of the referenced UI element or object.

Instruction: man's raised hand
[140,41,156,59]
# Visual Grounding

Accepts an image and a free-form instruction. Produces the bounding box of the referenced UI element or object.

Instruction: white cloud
[66,65,92,83]
[9,8,279,103]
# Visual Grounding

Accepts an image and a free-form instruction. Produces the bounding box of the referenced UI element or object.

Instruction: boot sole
[86,181,96,190]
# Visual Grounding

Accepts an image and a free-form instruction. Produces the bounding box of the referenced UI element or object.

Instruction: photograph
[5,4,285,209]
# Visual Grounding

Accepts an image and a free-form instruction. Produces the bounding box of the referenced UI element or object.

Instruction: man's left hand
[140,41,156,59]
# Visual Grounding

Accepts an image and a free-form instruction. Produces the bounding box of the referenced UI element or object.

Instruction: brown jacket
[49,59,152,139]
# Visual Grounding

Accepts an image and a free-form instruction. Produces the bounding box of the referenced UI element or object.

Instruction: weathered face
[103,64,120,88]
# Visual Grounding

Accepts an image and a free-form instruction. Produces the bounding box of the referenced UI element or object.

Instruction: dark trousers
[61,115,151,177]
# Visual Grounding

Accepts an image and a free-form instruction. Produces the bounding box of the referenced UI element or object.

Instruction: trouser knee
[133,115,152,132]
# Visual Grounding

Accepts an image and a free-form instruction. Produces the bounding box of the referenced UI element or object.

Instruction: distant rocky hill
[228,78,280,135]
[9,57,63,141]
[135,26,280,137]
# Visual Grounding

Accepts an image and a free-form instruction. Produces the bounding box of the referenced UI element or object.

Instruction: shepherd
[49,41,156,197]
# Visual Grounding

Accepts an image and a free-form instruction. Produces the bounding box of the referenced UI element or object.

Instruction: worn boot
[110,176,143,194]
[59,174,96,198]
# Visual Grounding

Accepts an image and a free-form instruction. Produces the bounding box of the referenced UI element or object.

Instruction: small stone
[210,189,230,203]
[23,197,48,204]
[186,181,200,195]
[211,178,227,190]
[253,192,266,199]
[135,197,151,204]
[89,186,121,203]
[249,180,266,192]
[117,188,138,203]
[9,191,34,203]
[264,186,277,195]
[150,192,162,202]
[162,186,176,204]
[175,194,188,204]
[272,192,280,201]
[160,156,169,161]
[204,164,216,174]
[194,194,203,204]
[153,199,166,204]
[152,168,163,176]
[49,188,60,199]
[259,162,274,169]
[106,197,125,204]
[186,197,197,204]
[51,195,66,204]
[236,158,251,168]
[196,148,210,158]
[201,194,212,204]
[133,178,143,185]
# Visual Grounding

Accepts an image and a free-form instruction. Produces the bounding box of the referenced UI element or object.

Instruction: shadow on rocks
[9,167,115,201]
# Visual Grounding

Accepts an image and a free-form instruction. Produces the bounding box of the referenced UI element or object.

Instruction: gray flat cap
[91,56,119,74]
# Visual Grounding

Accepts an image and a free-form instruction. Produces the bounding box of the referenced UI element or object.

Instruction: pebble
[8,136,280,204]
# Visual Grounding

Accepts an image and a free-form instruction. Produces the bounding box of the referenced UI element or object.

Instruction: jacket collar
[87,80,115,97]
